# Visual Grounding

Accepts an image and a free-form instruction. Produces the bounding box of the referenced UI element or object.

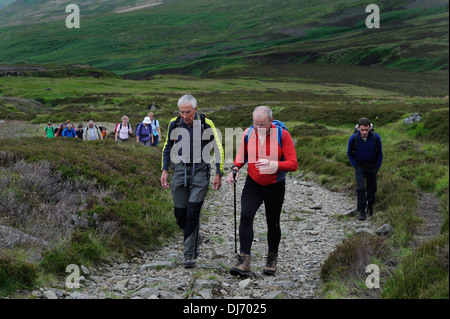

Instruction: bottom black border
[2,298,448,317]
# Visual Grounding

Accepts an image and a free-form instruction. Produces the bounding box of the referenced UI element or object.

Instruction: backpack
[244,119,288,149]
[351,123,379,157]
[172,113,208,143]
[353,123,374,134]
[115,123,132,134]
[135,122,142,133]
[136,122,151,138]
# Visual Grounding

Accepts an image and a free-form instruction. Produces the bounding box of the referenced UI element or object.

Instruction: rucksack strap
[244,125,284,148]
[352,131,379,156]
[277,125,283,147]
[119,123,130,130]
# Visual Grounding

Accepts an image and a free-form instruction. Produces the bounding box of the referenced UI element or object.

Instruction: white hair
[253,106,272,121]
[178,94,197,109]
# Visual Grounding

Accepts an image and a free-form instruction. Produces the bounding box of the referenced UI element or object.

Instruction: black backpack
[351,124,379,157]
[172,113,208,143]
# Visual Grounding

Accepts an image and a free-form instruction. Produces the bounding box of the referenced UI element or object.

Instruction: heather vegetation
[0,138,177,296]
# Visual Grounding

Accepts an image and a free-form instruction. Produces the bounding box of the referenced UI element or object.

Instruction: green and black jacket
[161,113,224,175]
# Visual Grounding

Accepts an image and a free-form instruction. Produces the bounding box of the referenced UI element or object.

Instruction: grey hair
[178,94,197,109]
[253,106,273,121]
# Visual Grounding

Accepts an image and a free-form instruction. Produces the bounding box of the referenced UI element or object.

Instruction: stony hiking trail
[32,170,378,300]
[413,192,444,248]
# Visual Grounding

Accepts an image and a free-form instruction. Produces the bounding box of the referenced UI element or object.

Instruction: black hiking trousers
[239,175,285,255]
[355,163,378,213]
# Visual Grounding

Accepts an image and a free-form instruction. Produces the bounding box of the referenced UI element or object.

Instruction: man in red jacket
[226,106,298,277]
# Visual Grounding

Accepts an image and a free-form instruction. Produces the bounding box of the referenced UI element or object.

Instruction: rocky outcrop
[404,113,421,125]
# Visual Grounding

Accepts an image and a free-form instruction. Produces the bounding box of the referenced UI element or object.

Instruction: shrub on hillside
[382,234,449,299]
[0,159,112,244]
[320,233,390,281]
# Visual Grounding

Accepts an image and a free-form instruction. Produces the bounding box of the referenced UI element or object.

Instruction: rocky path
[32,171,378,300]
[413,192,444,248]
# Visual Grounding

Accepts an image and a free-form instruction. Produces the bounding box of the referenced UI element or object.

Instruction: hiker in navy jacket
[347,117,383,221]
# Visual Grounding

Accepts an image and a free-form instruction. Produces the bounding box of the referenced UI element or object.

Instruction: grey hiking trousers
[171,162,210,256]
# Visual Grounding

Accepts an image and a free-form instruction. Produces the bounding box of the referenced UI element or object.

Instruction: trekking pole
[233,170,237,254]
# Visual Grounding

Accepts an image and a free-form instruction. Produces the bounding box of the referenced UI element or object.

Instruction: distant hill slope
[0,0,448,77]
[0,0,164,26]
[0,0,14,10]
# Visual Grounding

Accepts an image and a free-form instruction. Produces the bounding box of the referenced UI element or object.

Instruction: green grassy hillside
[0,0,448,76]
[0,0,14,10]
[1,65,448,125]
[0,0,158,26]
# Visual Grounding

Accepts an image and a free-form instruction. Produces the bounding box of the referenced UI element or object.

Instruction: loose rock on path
[32,170,378,299]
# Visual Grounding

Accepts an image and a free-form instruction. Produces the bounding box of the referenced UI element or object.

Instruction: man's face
[89,123,94,128]
[253,114,271,135]
[179,103,197,126]
[359,125,370,139]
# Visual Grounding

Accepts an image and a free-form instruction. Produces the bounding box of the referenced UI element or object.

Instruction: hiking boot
[183,254,196,268]
[367,205,374,217]
[195,233,203,259]
[358,210,367,221]
[230,253,252,277]
[262,252,278,276]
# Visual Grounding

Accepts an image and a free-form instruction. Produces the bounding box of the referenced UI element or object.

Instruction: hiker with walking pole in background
[160,94,225,268]
[347,117,383,221]
[226,106,298,277]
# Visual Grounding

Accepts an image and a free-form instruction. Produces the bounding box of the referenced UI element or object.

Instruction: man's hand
[160,170,170,189]
[226,170,239,185]
[213,174,222,191]
[255,159,278,174]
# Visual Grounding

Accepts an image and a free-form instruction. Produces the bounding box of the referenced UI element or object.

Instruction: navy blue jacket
[347,131,383,171]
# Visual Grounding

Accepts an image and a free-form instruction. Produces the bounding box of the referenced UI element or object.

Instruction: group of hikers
[44,94,382,276]
[159,94,383,277]
[44,112,161,146]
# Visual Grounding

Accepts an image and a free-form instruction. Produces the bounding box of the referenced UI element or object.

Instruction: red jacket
[234,124,298,185]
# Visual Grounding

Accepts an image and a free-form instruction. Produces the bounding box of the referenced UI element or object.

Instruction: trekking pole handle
[232,170,237,182]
